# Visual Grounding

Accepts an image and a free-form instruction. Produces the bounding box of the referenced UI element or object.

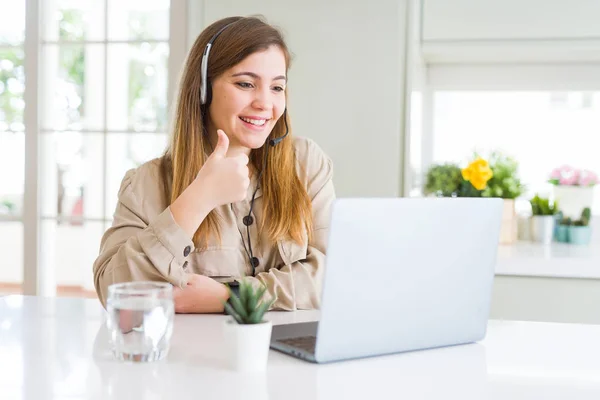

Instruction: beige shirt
[93,136,335,311]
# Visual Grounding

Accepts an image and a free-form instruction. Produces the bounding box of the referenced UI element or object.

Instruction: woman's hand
[173,274,230,314]
[195,129,250,209]
[170,129,250,238]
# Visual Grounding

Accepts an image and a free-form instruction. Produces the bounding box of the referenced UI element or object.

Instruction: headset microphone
[269,109,289,146]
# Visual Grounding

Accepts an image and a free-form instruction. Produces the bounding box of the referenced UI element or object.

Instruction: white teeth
[240,117,266,126]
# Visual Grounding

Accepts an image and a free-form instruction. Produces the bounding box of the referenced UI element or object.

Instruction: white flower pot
[553,186,594,219]
[223,319,272,372]
[530,215,555,244]
[499,199,518,244]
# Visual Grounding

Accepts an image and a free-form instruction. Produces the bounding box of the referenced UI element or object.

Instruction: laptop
[270,197,503,363]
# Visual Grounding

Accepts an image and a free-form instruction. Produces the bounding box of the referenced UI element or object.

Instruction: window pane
[0,222,23,292]
[105,133,168,217]
[432,91,600,213]
[41,220,104,290]
[0,48,25,132]
[40,133,104,220]
[42,0,105,42]
[107,0,169,41]
[41,44,105,131]
[107,43,168,132]
[0,0,25,45]
[0,132,24,216]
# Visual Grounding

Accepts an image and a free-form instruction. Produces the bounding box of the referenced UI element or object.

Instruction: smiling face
[206,45,287,157]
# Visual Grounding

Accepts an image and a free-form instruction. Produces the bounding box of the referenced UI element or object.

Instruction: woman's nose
[251,87,273,110]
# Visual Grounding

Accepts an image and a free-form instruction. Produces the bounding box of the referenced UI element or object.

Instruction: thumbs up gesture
[195,130,251,209]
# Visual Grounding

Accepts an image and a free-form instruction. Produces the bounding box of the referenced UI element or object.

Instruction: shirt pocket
[188,246,247,279]
[277,237,309,266]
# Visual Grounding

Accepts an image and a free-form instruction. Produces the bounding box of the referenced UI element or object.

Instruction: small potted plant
[474,152,525,245]
[222,279,274,372]
[568,207,592,245]
[549,166,597,219]
[423,163,464,197]
[529,194,558,244]
[554,211,570,243]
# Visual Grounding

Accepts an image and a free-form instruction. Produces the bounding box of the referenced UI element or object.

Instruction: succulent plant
[572,207,592,227]
[529,194,559,216]
[223,279,273,325]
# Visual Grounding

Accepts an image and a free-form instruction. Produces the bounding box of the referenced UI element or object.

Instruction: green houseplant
[555,212,571,243]
[481,152,525,199]
[529,195,558,244]
[529,195,559,216]
[423,152,525,244]
[222,279,274,371]
[423,163,463,197]
[480,152,525,245]
[569,207,592,245]
[224,280,273,324]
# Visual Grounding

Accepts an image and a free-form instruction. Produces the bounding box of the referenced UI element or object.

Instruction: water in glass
[106,282,174,362]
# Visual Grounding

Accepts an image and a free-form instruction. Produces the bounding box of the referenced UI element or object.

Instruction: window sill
[496,241,600,280]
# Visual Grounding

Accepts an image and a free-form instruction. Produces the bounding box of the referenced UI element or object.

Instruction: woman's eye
[236,82,253,89]
[272,86,285,92]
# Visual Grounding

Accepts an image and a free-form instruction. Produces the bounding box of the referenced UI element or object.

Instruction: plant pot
[223,319,272,372]
[555,225,570,243]
[553,186,594,219]
[499,199,518,244]
[568,226,592,245]
[530,216,555,244]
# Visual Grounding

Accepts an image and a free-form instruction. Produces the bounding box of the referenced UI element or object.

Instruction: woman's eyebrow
[231,71,287,82]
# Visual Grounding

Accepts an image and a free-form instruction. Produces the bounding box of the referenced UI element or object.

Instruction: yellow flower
[462,157,493,190]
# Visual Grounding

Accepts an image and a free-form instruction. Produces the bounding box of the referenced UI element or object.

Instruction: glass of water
[106,281,174,362]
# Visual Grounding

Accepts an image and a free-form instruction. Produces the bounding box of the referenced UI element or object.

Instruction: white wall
[422,0,600,41]
[491,276,600,325]
[192,0,410,197]
[420,0,600,63]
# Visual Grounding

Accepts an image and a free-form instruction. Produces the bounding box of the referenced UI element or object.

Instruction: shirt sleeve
[93,168,193,307]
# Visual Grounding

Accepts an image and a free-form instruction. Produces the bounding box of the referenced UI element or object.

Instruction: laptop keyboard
[277,336,317,354]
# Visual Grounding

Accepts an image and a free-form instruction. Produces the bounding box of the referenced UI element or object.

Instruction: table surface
[1,296,600,400]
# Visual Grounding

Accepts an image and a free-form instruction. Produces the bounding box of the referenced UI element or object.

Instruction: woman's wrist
[170,181,214,239]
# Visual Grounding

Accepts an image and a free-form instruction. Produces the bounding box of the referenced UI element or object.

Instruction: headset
[200,21,289,276]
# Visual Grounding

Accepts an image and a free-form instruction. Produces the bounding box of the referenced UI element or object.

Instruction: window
[429,91,600,214]
[0,0,25,293]
[0,0,183,295]
[39,0,170,292]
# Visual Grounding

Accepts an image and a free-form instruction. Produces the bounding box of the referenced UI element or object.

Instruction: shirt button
[183,246,191,257]
[243,216,254,226]
[182,261,188,269]
[251,257,260,268]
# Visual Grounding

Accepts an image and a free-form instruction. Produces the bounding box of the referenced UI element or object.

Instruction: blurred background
[1,0,599,324]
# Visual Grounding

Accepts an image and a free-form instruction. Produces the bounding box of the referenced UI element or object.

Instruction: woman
[93,16,335,313]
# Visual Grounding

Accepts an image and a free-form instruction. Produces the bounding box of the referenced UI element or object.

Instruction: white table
[1,296,600,399]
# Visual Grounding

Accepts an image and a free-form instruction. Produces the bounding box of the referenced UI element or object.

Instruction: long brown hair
[161,16,313,248]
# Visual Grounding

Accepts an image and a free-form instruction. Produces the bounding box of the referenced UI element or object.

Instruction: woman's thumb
[211,129,229,158]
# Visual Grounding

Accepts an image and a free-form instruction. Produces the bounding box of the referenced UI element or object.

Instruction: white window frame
[412,62,600,201]
[19,0,191,295]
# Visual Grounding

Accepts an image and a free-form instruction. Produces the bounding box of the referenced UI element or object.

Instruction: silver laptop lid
[314,198,503,363]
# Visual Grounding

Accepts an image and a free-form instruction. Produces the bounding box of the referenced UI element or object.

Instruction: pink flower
[560,175,578,185]
[549,165,597,186]
[550,168,562,180]
[579,170,599,186]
